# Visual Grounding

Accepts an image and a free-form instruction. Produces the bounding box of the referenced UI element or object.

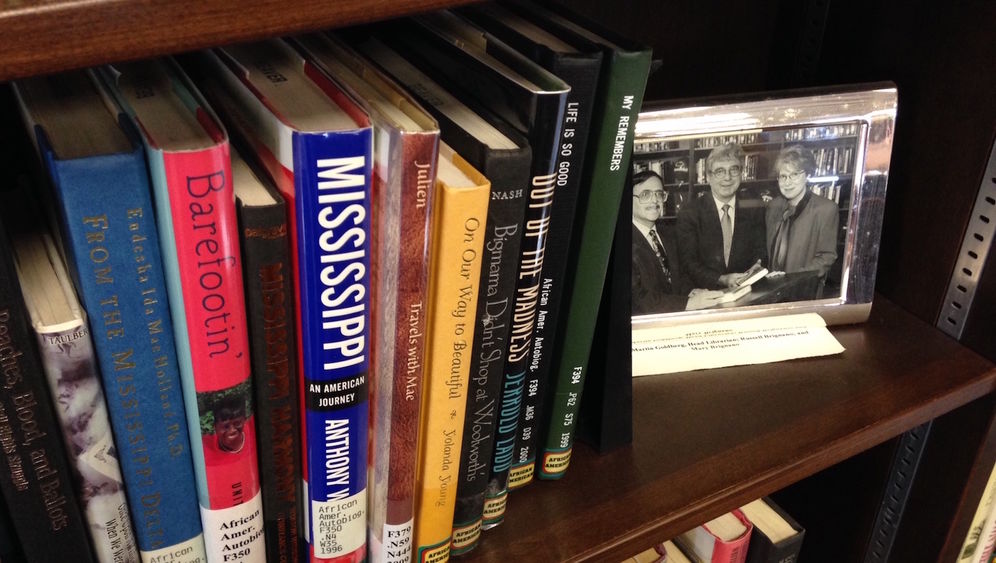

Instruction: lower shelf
[465,296,996,562]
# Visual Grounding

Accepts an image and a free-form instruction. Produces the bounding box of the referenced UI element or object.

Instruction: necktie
[647,227,672,288]
[721,203,733,267]
[771,205,795,271]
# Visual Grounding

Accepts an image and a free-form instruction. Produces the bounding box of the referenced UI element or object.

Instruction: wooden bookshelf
[2,1,995,562]
[465,297,995,562]
[0,0,476,82]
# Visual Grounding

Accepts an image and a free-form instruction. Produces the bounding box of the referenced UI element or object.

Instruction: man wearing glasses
[676,143,767,290]
[631,170,723,313]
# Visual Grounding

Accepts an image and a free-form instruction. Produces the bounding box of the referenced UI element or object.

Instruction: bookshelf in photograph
[0,1,995,562]
[632,122,858,288]
[632,123,858,222]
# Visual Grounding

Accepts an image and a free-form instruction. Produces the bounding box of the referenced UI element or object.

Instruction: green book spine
[539,46,651,480]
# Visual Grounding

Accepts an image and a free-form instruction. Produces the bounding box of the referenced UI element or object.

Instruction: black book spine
[0,488,26,563]
[0,216,96,563]
[577,174,633,453]
[745,497,806,563]
[235,198,303,563]
[451,148,532,555]
[484,94,564,521]
[506,56,600,489]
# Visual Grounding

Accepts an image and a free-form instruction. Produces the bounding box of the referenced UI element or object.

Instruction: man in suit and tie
[632,170,723,314]
[676,143,767,290]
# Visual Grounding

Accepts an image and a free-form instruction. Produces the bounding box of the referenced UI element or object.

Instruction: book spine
[575,196,631,452]
[540,48,651,479]
[149,146,266,562]
[450,157,529,555]
[293,130,373,563]
[469,65,566,523]
[712,536,750,563]
[413,176,488,563]
[237,198,303,563]
[509,57,598,491]
[47,154,206,563]
[484,117,564,526]
[711,510,752,563]
[368,130,436,563]
[0,222,95,563]
[0,494,25,563]
[33,321,139,563]
[713,539,749,563]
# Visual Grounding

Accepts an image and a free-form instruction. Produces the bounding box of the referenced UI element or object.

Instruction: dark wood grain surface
[3,2,994,560]
[465,296,996,562]
[0,0,476,82]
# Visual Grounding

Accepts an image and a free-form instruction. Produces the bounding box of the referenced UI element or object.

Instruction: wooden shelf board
[0,0,476,82]
[467,296,996,562]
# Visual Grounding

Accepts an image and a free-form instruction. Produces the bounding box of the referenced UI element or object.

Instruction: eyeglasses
[708,165,742,179]
[778,170,807,182]
[634,190,667,204]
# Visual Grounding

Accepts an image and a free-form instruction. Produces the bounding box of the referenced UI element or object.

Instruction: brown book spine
[370,128,437,554]
[236,193,303,563]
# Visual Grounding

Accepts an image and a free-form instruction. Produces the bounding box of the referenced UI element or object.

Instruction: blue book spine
[40,132,207,562]
[294,129,373,562]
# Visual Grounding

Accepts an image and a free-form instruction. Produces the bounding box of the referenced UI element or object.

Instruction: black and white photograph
[631,86,897,326]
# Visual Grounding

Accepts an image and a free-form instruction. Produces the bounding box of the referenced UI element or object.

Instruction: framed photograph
[630,83,897,327]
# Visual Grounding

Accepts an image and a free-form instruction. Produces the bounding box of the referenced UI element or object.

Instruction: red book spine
[160,146,265,560]
[706,510,753,563]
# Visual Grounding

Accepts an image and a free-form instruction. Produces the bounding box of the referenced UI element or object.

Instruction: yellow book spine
[414,149,489,563]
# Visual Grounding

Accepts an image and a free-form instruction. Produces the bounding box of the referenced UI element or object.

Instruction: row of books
[695,134,762,149]
[693,155,764,184]
[784,124,859,142]
[624,497,805,563]
[808,183,845,205]
[688,147,854,185]
[633,124,861,157]
[0,2,652,562]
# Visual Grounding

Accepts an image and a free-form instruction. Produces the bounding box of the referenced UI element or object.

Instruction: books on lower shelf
[740,498,805,563]
[624,540,690,563]
[646,498,803,563]
[661,540,694,563]
[676,510,753,563]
